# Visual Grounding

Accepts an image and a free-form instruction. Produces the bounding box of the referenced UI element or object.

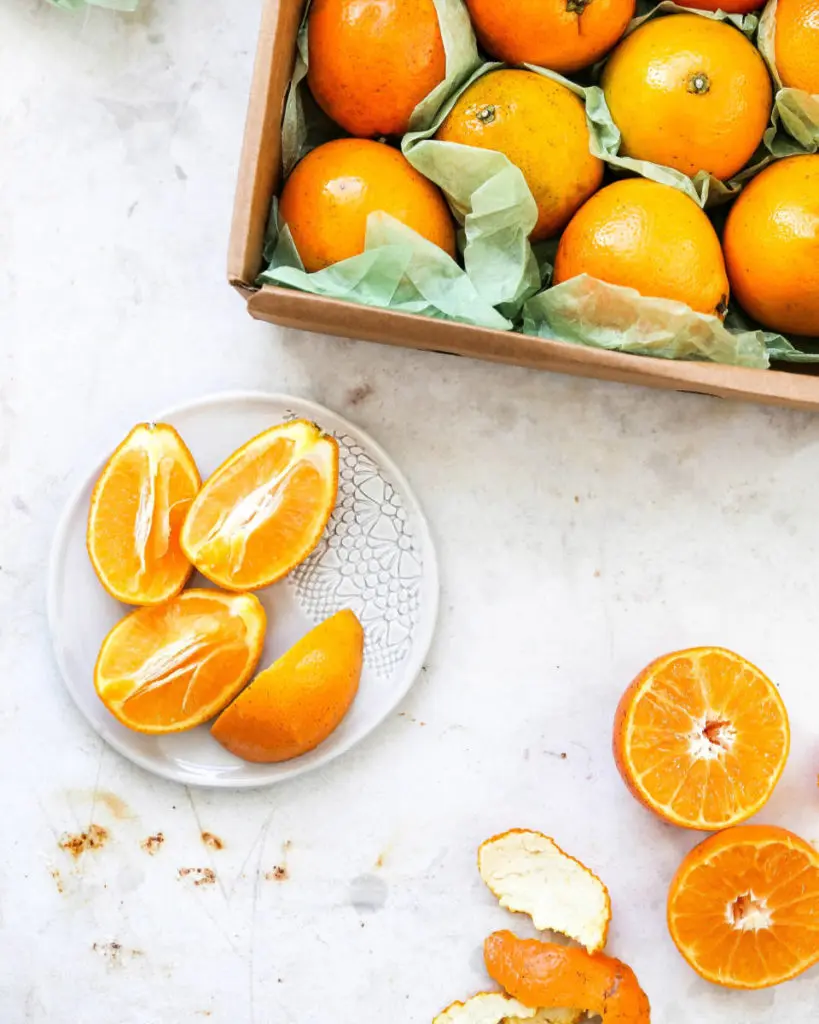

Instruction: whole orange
[211,610,364,763]
[602,15,773,180]
[278,139,456,272]
[464,0,635,74]
[307,0,445,138]
[723,155,819,337]
[675,0,764,11]
[553,179,730,317]
[435,70,603,242]
[775,0,819,93]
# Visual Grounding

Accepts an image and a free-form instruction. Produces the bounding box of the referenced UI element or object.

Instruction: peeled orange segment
[94,589,266,734]
[87,423,200,605]
[613,647,789,831]
[478,830,611,954]
[433,992,582,1024]
[484,932,651,1024]
[180,419,338,591]
[211,609,363,763]
[668,825,819,989]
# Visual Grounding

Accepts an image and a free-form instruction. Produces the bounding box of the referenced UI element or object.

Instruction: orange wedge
[613,647,789,831]
[668,825,819,989]
[87,423,200,605]
[180,419,339,591]
[212,609,363,763]
[484,931,651,1024]
[94,589,266,734]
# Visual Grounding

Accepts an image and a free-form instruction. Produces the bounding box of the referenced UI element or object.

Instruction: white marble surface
[2,2,819,1022]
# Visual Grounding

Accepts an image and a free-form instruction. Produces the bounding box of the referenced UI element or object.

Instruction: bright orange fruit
[602,15,773,180]
[668,825,819,989]
[775,0,819,93]
[553,179,730,318]
[211,610,364,763]
[465,0,635,75]
[87,423,200,606]
[94,589,266,734]
[180,419,339,591]
[279,139,456,272]
[484,931,651,1023]
[435,70,603,242]
[723,155,819,337]
[613,647,790,831]
[307,0,445,138]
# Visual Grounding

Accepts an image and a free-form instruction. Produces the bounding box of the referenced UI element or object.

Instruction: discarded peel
[180,419,339,591]
[614,647,789,830]
[485,931,651,1024]
[433,992,581,1024]
[87,423,200,605]
[94,589,266,734]
[479,830,611,954]
[668,825,819,989]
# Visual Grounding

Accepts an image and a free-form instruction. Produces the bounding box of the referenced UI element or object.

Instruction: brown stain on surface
[178,867,217,887]
[92,941,143,967]
[200,831,224,851]
[59,824,109,859]
[265,865,288,881]
[141,833,165,855]
[97,792,133,820]
[347,383,373,406]
[50,868,64,894]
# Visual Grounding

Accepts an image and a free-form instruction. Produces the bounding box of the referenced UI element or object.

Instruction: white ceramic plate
[48,392,439,788]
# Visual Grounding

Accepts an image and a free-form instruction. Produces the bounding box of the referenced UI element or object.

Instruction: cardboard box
[228,0,819,410]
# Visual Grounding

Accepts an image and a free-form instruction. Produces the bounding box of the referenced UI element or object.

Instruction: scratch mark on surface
[185,787,228,901]
[228,810,278,901]
[87,741,106,836]
[248,817,274,1024]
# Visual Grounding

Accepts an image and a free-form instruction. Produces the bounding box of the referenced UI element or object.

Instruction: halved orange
[94,589,266,734]
[668,825,819,989]
[87,423,200,605]
[180,420,339,591]
[613,647,789,831]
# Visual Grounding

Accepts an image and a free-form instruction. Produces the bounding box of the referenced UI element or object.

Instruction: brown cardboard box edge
[228,0,819,412]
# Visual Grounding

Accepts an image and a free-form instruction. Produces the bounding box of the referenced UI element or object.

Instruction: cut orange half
[613,647,790,831]
[668,825,819,989]
[180,419,339,591]
[87,423,200,605]
[94,589,266,734]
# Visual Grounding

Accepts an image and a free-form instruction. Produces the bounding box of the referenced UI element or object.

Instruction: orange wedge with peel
[484,931,651,1024]
[668,824,819,990]
[180,419,338,591]
[212,609,363,763]
[479,830,611,954]
[94,589,266,734]
[433,992,582,1024]
[613,647,789,831]
[87,423,200,605]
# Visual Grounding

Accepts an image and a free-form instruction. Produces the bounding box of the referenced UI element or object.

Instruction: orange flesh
[88,424,199,605]
[181,420,339,591]
[484,931,651,1023]
[95,590,266,733]
[668,825,819,989]
[614,648,789,830]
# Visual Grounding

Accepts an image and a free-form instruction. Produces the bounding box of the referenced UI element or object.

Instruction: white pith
[433,992,581,1024]
[478,831,609,953]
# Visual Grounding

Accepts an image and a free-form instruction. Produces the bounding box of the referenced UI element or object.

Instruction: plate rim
[47,390,440,789]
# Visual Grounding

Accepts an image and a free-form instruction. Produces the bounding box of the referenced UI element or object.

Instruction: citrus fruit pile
[615,647,819,990]
[87,419,364,762]
[275,0,818,348]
